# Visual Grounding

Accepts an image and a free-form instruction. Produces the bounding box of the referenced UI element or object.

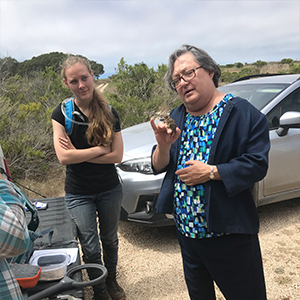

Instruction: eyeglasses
[170,66,202,90]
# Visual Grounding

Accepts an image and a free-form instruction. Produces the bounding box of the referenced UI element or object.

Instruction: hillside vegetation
[0,53,299,187]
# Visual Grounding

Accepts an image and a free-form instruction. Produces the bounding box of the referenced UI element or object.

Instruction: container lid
[29,249,70,271]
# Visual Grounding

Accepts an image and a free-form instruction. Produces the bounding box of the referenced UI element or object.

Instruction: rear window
[218,83,288,110]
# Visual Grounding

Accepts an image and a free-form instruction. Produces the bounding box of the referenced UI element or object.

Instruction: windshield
[218,83,288,110]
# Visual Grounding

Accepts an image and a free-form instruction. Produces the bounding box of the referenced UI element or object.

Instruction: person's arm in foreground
[0,174,29,300]
[0,175,29,259]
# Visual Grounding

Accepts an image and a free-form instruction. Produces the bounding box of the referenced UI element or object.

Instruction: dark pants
[176,230,267,300]
[65,184,123,294]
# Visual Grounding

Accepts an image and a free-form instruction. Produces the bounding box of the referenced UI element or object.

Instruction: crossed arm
[52,120,123,166]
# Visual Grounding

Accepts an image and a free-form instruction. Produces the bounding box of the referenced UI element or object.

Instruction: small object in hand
[163,115,177,136]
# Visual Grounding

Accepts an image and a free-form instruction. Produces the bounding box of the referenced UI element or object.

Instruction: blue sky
[1,0,299,78]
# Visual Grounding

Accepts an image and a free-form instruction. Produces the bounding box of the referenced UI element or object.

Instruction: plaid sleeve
[0,179,30,258]
[0,179,30,299]
[0,258,24,300]
[0,200,30,258]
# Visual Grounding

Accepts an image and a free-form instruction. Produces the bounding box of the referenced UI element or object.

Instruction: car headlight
[117,157,153,174]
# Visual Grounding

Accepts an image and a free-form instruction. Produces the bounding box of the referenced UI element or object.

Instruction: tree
[0,67,70,180]
[13,52,105,78]
[281,58,294,65]
[0,56,18,80]
[253,60,267,68]
[106,58,176,128]
[235,62,244,68]
[113,58,155,101]
[290,64,300,73]
[17,52,66,76]
[90,60,104,78]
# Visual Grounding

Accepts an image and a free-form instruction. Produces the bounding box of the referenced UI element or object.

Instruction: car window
[266,87,300,129]
[218,83,287,110]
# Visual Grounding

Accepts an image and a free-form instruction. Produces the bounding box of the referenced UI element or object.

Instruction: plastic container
[29,250,69,281]
[9,263,41,288]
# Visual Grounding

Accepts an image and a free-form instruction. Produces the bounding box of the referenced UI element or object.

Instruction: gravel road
[84,197,300,300]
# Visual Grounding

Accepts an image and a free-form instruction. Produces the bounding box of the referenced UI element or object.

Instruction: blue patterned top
[174,94,233,238]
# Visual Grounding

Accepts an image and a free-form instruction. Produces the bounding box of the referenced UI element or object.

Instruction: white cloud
[1,0,299,77]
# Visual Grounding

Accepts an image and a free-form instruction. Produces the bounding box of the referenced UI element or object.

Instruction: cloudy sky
[1,0,299,78]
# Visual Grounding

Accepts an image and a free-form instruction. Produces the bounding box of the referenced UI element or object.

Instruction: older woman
[151,45,269,300]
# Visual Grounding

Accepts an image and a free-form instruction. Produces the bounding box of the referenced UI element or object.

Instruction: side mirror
[276,111,300,136]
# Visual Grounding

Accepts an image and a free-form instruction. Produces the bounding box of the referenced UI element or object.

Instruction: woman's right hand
[150,118,180,147]
[150,118,180,173]
[59,135,75,150]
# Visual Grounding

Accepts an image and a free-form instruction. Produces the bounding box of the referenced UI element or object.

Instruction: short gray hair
[164,44,221,89]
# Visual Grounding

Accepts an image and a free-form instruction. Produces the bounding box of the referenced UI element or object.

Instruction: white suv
[118,74,300,226]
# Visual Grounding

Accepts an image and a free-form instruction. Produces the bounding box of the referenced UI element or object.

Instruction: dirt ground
[83,197,300,300]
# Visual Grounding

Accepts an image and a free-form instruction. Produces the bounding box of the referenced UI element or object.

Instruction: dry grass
[18,166,65,199]
[223,61,300,75]
[258,198,300,300]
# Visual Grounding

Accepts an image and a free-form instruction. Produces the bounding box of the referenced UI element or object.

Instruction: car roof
[228,74,300,85]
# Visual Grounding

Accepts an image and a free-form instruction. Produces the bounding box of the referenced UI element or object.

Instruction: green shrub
[289,64,300,73]
[253,60,267,68]
[0,67,70,180]
[235,62,244,68]
[106,59,175,128]
[281,58,294,65]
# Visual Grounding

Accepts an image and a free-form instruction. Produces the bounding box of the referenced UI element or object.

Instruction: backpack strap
[62,97,75,136]
[61,97,90,135]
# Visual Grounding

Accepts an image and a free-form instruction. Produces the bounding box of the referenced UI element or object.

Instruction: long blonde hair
[61,55,114,146]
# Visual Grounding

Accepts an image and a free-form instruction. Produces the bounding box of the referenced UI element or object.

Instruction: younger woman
[51,56,125,300]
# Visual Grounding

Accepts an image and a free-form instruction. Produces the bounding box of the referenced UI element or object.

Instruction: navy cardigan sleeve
[208,98,270,197]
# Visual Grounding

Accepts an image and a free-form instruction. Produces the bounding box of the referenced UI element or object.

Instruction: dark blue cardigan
[151,97,270,234]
